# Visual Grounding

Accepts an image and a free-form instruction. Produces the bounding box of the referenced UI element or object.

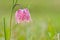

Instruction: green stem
[3,18,6,40]
[10,11,12,40]
[10,0,18,39]
[10,0,14,39]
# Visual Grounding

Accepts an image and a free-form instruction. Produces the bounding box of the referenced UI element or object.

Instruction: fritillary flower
[15,8,32,23]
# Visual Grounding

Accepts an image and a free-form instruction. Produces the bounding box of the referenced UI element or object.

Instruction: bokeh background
[0,0,60,40]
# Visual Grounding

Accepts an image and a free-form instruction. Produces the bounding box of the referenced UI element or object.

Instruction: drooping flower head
[15,8,32,23]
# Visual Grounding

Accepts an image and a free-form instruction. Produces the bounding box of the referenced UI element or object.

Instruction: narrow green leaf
[47,22,56,39]
[3,18,6,40]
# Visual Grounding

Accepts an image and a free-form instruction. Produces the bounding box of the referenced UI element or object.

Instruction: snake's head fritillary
[15,8,32,23]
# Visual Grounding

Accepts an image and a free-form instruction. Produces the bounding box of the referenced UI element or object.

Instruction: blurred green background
[0,0,60,40]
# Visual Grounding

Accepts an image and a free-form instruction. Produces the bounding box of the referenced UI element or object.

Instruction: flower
[15,8,32,23]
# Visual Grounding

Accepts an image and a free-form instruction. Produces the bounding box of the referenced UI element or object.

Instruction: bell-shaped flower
[15,8,32,23]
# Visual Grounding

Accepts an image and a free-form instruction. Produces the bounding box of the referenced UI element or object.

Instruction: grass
[0,0,60,40]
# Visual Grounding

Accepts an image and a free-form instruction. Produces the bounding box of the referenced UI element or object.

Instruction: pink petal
[15,8,32,23]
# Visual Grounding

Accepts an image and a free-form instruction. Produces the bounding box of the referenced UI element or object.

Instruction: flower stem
[10,0,14,39]
[10,0,18,39]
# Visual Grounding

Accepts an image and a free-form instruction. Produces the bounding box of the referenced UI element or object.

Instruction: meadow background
[0,0,60,40]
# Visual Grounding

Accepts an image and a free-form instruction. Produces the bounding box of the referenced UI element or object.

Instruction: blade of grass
[57,33,59,40]
[3,18,6,40]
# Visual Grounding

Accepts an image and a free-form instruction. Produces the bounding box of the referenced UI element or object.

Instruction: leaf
[3,18,10,40]
[6,28,10,40]
[3,18,6,40]
[47,22,56,39]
